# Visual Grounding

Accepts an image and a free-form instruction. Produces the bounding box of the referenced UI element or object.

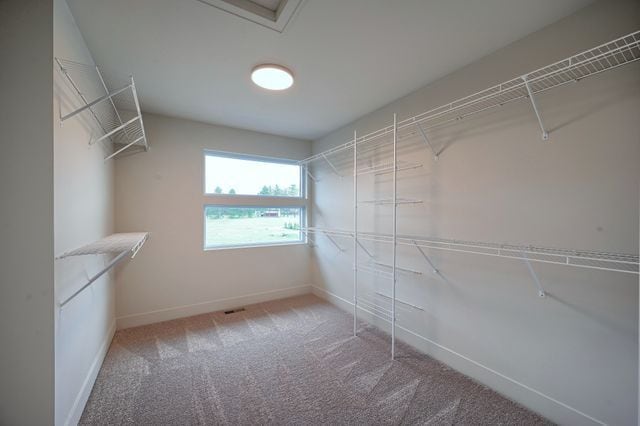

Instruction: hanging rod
[56,233,149,307]
[55,57,149,161]
[298,30,640,165]
[303,227,639,275]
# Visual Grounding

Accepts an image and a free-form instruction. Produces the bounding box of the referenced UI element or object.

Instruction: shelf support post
[522,75,549,141]
[322,153,343,178]
[415,122,439,161]
[521,249,546,298]
[391,113,398,360]
[353,130,358,336]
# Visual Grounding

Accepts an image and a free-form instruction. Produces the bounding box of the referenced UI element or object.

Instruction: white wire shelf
[56,232,149,259]
[359,197,423,206]
[356,263,393,279]
[357,160,423,176]
[356,261,422,278]
[373,291,425,311]
[299,30,640,165]
[56,58,149,161]
[357,295,392,320]
[56,233,149,307]
[305,227,639,275]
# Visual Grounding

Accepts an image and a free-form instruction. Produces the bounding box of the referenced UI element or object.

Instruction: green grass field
[205,216,301,247]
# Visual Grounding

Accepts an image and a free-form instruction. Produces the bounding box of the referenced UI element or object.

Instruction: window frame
[202,149,308,250]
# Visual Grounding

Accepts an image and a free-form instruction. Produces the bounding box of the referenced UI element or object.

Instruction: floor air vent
[224,307,246,314]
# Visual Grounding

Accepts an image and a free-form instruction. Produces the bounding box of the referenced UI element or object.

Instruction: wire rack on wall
[55,58,149,161]
[56,233,149,307]
[299,30,640,361]
[303,227,640,275]
[299,30,640,167]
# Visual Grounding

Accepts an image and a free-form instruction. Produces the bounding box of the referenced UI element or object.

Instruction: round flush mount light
[251,64,294,91]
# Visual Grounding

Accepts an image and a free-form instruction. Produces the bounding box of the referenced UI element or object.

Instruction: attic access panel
[197,0,304,32]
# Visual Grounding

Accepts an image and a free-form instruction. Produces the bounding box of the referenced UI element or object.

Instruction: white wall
[53,0,116,424]
[114,113,312,328]
[311,1,639,425]
[0,1,55,424]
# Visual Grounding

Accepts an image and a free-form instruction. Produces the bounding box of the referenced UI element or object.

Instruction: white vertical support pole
[353,130,358,337]
[391,113,398,360]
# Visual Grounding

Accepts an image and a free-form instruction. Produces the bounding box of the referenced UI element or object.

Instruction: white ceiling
[66,0,593,140]
[251,0,283,12]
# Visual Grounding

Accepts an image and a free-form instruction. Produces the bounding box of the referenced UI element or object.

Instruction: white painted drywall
[53,0,116,424]
[311,1,639,425]
[114,114,312,328]
[0,1,55,424]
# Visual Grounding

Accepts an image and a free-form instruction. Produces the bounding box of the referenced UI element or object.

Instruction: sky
[205,155,300,195]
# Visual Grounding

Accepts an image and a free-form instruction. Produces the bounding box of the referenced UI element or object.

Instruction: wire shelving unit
[304,227,639,275]
[299,30,640,169]
[56,233,149,307]
[300,30,640,360]
[55,58,149,161]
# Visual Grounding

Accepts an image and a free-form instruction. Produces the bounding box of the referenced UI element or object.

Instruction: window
[205,153,301,197]
[204,206,302,248]
[203,151,306,249]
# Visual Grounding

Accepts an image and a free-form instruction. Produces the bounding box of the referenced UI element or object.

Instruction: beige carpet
[80,294,552,425]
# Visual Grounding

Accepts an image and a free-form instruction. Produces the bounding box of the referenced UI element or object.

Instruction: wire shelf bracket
[522,249,546,297]
[322,231,346,252]
[412,240,442,278]
[522,75,549,141]
[305,165,319,183]
[322,153,343,178]
[415,122,440,161]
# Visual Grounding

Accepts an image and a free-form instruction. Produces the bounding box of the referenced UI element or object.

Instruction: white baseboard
[64,320,116,426]
[116,285,313,329]
[311,285,605,426]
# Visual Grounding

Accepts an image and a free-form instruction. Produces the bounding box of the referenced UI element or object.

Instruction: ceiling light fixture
[251,64,294,91]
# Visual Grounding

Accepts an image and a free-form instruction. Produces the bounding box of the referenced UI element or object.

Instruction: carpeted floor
[80,294,552,425]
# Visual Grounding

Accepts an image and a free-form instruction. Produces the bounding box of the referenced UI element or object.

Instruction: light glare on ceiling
[251,64,294,91]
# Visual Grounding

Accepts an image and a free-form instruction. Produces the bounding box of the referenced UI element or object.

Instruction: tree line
[212,184,299,197]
